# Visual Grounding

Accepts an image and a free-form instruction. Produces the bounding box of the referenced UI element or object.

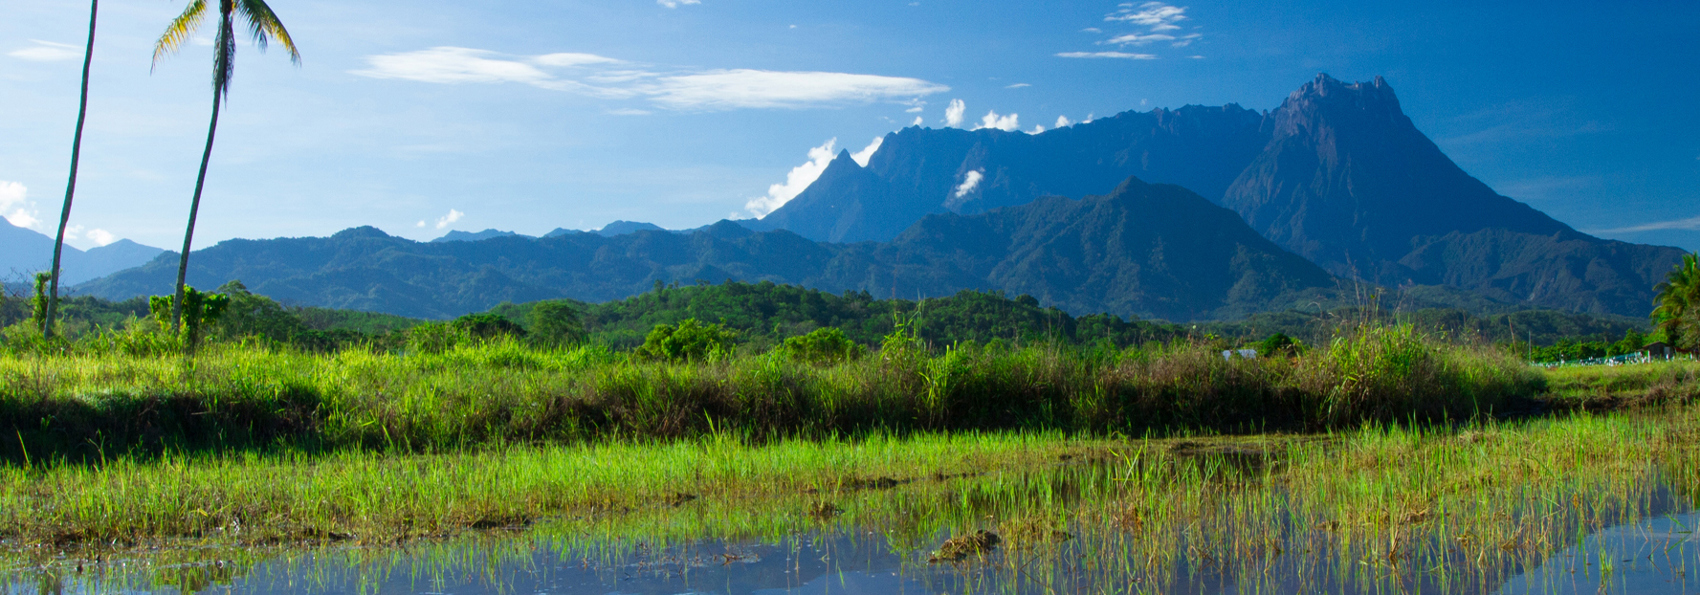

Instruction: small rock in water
[929,530,1001,563]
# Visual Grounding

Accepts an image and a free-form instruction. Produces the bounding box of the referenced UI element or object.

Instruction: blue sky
[3,0,1697,252]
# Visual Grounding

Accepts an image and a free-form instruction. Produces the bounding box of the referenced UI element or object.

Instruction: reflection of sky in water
[16,514,1700,595]
[1499,510,1700,595]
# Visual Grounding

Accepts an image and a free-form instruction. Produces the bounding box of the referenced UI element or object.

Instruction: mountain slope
[745,73,1686,317]
[1218,74,1685,316]
[77,177,1334,321]
[854,177,1335,320]
[0,219,164,285]
[747,104,1269,243]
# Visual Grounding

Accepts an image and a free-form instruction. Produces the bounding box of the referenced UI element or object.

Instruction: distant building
[1222,348,1258,361]
[1644,342,1676,360]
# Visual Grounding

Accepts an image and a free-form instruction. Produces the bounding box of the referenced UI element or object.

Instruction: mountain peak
[1278,74,1404,134]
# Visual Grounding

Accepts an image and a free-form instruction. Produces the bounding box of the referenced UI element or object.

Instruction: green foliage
[30,272,50,332]
[1653,252,1700,351]
[148,286,229,351]
[636,318,737,362]
[1257,332,1302,357]
[528,300,584,346]
[453,313,526,340]
[777,326,865,364]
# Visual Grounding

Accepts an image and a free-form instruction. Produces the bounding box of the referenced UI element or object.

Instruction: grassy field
[0,324,1540,465]
[5,407,1696,593]
[2,324,1697,565]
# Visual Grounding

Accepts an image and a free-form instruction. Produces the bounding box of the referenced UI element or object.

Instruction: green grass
[0,324,1542,464]
[7,407,1697,594]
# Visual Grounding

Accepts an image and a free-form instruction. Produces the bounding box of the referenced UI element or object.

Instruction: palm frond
[235,0,301,64]
[213,9,237,97]
[152,0,209,68]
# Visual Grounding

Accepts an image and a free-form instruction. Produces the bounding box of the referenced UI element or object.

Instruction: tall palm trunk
[170,88,222,333]
[43,0,99,339]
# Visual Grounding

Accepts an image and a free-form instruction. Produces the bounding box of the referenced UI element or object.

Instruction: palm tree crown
[1652,252,1700,351]
[154,0,300,95]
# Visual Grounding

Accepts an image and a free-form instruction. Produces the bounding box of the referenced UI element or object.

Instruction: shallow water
[15,503,1700,594]
[8,433,1700,595]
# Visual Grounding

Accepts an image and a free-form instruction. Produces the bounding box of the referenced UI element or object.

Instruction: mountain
[843,177,1335,321]
[595,221,667,237]
[747,104,1268,243]
[75,177,1334,321]
[1218,75,1684,315]
[745,74,1686,317]
[0,219,164,285]
[432,229,528,243]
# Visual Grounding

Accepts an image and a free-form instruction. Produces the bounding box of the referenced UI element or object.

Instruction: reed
[0,324,1543,464]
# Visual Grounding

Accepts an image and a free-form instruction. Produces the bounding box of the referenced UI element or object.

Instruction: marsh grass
[10,407,1698,594]
[0,324,1542,464]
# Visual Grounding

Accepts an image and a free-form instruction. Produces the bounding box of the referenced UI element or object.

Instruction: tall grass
[0,324,1543,463]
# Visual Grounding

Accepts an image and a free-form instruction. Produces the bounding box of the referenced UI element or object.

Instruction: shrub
[777,327,865,364]
[637,318,738,362]
[529,301,584,346]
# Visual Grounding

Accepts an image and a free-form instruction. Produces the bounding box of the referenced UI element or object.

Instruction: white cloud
[1056,51,1157,60]
[1055,115,1072,128]
[1189,55,1205,59]
[657,0,701,7]
[975,110,1020,132]
[1592,215,1700,234]
[0,180,40,229]
[1005,83,1031,89]
[435,209,464,230]
[911,116,924,126]
[533,53,625,68]
[644,70,947,110]
[1031,124,1046,134]
[850,137,884,167]
[416,220,426,228]
[8,40,80,62]
[1082,27,1103,33]
[946,170,985,209]
[355,48,948,112]
[1106,33,1175,46]
[746,138,840,218]
[944,99,966,127]
[85,229,116,246]
[1107,2,1188,31]
[607,108,652,116]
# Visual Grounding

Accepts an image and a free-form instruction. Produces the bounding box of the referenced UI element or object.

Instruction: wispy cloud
[353,47,947,112]
[85,229,115,246]
[1055,115,1073,128]
[646,70,947,110]
[1056,51,1157,59]
[944,99,966,127]
[657,0,700,7]
[746,138,845,218]
[1005,83,1031,89]
[1107,2,1188,30]
[1105,33,1174,45]
[7,40,80,62]
[1590,215,1700,234]
[435,209,464,230]
[1063,2,1203,60]
[0,180,40,229]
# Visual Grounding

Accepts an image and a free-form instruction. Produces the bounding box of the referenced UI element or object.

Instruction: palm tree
[42,0,100,339]
[1653,252,1700,351]
[153,0,298,332]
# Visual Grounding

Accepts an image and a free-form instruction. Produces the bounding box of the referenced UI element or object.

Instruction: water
[8,448,1700,594]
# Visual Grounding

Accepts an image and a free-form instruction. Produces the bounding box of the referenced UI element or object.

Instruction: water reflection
[9,429,1700,595]
[1500,510,1700,594]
